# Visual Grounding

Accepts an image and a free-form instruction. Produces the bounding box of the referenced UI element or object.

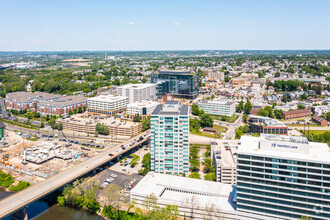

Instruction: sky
[0,0,330,51]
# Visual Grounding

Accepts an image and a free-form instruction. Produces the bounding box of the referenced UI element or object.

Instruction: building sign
[260,139,309,154]
[271,143,298,149]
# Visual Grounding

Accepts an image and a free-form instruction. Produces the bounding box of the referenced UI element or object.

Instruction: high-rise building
[151,70,199,99]
[117,83,156,104]
[150,101,190,175]
[199,100,235,117]
[237,134,330,220]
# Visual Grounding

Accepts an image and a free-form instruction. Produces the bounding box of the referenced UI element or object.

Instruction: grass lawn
[211,114,238,123]
[287,124,323,127]
[191,125,228,139]
[300,130,330,135]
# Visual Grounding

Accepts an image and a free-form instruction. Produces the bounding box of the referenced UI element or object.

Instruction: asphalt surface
[0,130,150,219]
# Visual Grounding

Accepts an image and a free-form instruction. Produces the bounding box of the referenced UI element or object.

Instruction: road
[289,126,330,131]
[223,113,243,140]
[0,131,150,219]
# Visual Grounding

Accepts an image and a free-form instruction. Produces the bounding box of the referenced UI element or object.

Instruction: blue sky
[0,0,329,51]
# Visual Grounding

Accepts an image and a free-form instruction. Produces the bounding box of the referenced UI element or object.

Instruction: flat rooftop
[88,95,127,102]
[127,100,159,108]
[248,115,287,127]
[156,70,195,75]
[213,143,237,167]
[200,100,234,106]
[117,83,155,89]
[58,114,139,128]
[152,101,189,116]
[238,134,330,163]
[131,172,236,212]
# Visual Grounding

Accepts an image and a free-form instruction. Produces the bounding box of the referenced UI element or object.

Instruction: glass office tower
[237,134,330,220]
[151,70,199,99]
[150,101,190,175]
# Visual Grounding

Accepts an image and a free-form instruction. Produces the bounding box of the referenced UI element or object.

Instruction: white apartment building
[150,101,190,175]
[199,100,235,117]
[211,141,237,185]
[237,134,330,220]
[117,83,156,104]
[126,101,158,120]
[87,95,128,116]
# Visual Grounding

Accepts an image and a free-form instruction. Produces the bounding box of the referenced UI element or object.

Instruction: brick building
[248,115,288,135]
[282,109,311,120]
[5,92,87,116]
[311,115,328,126]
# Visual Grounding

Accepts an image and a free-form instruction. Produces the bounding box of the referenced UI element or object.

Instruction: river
[0,189,104,220]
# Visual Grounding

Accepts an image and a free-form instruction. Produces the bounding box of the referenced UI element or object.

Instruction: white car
[103,182,109,188]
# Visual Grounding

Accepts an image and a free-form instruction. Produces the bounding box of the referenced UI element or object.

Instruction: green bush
[8,181,30,191]
[0,170,14,188]
[188,172,201,179]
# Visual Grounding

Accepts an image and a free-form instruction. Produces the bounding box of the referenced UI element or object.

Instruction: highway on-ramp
[0,130,149,219]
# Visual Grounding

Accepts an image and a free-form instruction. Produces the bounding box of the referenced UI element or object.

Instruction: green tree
[199,113,213,128]
[188,172,201,179]
[274,109,283,119]
[244,102,252,114]
[142,116,151,131]
[191,104,199,115]
[257,109,269,117]
[204,172,216,181]
[243,114,248,122]
[326,112,330,121]
[235,127,244,139]
[300,94,307,100]
[297,104,305,109]
[236,101,244,113]
[96,123,109,135]
[264,106,274,118]
[133,114,140,122]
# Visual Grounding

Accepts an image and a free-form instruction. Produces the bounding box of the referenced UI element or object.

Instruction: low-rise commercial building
[282,109,310,120]
[57,114,141,137]
[117,83,156,104]
[126,101,158,120]
[87,95,128,116]
[211,141,237,184]
[199,100,235,117]
[231,78,247,87]
[131,172,238,220]
[248,115,288,135]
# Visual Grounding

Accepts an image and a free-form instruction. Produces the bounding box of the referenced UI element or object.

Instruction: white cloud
[140,22,144,25]
[125,21,135,25]
[174,21,180,26]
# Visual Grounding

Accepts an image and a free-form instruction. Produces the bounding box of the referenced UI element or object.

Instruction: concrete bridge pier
[12,207,28,220]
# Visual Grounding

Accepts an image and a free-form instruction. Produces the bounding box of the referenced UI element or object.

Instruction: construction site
[0,131,101,184]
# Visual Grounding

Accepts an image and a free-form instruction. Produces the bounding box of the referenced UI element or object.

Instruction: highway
[0,130,150,219]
